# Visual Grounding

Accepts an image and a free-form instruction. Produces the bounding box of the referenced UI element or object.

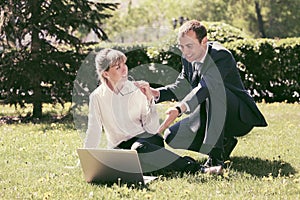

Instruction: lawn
[0,103,299,199]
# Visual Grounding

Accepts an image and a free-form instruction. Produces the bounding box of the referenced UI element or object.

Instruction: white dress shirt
[84,80,160,149]
[181,44,209,113]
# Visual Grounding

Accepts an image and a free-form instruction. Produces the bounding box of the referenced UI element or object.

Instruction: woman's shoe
[201,165,223,175]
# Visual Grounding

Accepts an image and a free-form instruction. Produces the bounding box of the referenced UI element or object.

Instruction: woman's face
[104,58,128,86]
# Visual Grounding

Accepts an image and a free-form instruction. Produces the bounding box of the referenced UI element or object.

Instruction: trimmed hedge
[226,38,300,103]
[1,25,299,108]
[94,37,300,103]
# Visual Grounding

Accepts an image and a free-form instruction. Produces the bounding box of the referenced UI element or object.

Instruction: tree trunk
[32,83,43,118]
[30,0,42,118]
[255,1,266,38]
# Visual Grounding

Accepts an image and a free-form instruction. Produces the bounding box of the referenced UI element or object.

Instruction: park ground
[0,102,299,199]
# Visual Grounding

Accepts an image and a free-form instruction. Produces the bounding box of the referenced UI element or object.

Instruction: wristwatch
[175,106,182,117]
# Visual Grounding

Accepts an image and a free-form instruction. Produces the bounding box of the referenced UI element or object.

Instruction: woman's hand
[134,80,153,101]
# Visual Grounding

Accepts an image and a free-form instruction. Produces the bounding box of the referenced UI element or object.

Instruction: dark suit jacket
[158,42,267,154]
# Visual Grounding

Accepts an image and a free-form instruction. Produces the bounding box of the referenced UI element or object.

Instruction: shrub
[227,38,300,102]
[92,37,300,103]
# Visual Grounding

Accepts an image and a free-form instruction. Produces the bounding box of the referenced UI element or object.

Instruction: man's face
[178,30,206,63]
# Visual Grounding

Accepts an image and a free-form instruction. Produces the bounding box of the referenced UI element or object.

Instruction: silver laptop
[77,148,157,185]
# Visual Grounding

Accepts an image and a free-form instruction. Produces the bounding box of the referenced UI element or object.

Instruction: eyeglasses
[116,75,139,96]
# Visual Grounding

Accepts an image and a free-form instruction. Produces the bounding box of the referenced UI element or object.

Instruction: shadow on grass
[0,112,74,124]
[89,180,149,190]
[88,169,203,189]
[230,156,297,178]
[84,156,297,189]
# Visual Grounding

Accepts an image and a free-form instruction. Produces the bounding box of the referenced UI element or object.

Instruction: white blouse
[84,80,160,149]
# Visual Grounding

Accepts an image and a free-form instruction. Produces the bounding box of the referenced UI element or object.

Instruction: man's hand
[158,103,187,134]
[149,87,160,99]
[158,107,179,134]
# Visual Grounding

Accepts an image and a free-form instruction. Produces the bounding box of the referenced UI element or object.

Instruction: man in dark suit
[149,20,267,168]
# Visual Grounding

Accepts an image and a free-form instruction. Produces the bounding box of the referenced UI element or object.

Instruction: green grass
[1,103,300,199]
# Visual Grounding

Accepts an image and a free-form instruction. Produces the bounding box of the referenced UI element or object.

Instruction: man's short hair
[178,20,207,43]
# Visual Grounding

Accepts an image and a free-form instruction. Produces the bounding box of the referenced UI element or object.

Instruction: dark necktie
[191,62,202,88]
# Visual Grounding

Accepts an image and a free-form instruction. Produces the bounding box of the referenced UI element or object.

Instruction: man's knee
[226,124,254,137]
[163,128,174,145]
[131,140,147,151]
[163,128,187,149]
[131,140,161,153]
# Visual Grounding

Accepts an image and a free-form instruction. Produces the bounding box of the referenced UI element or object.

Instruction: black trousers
[164,91,255,157]
[117,132,192,173]
[224,89,254,137]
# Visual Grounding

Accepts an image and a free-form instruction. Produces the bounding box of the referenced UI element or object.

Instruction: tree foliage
[0,0,117,118]
[104,0,299,40]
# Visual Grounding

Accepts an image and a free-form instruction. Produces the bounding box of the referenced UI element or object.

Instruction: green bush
[226,38,300,103]
[93,37,299,103]
[204,21,251,43]
[1,23,299,114]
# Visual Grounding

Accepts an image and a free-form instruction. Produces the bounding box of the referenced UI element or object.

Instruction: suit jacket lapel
[200,43,213,76]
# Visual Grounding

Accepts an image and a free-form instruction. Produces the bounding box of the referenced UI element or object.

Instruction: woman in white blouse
[84,48,222,174]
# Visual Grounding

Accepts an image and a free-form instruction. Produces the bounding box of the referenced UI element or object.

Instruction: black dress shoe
[183,156,196,163]
[183,160,202,174]
[223,137,238,160]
